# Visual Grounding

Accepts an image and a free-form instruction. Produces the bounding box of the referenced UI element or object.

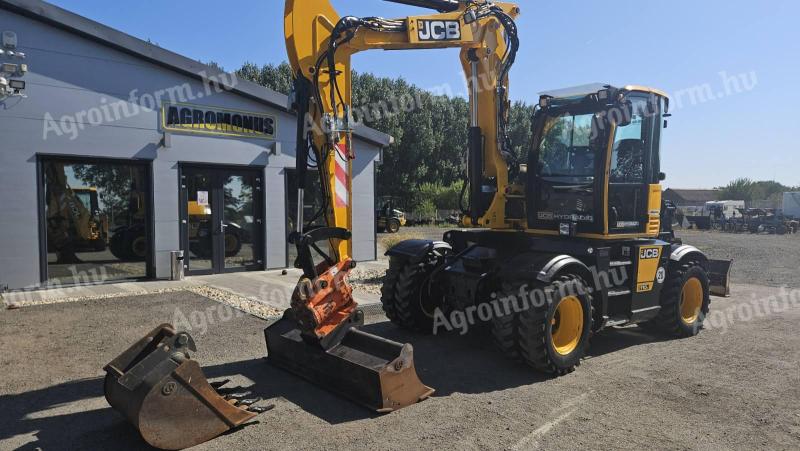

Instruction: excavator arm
[264,0,521,414]
[282,0,520,342]
[103,2,521,449]
[286,0,520,238]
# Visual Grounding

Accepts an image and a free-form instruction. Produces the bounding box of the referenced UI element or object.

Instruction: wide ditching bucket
[104,324,269,450]
[265,311,434,413]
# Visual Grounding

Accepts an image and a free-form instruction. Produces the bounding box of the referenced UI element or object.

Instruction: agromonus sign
[161,103,276,139]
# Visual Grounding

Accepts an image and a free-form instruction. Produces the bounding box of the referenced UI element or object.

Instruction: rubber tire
[651,260,710,337]
[224,231,242,257]
[387,218,401,234]
[516,275,593,376]
[490,285,523,361]
[380,251,446,333]
[109,233,130,260]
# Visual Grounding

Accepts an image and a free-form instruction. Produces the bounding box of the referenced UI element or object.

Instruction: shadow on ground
[1,319,672,449]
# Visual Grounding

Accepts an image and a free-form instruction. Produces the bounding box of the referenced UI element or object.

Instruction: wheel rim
[551,296,584,356]
[680,277,703,325]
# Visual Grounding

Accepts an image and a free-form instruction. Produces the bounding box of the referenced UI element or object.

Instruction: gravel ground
[2,284,799,450]
[377,227,800,289]
[3,285,282,319]
[675,229,800,288]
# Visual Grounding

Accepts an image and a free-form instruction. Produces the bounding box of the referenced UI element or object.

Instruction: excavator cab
[527,84,668,238]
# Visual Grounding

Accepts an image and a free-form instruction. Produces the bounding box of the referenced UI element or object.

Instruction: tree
[237,62,535,212]
[717,178,754,201]
[236,62,293,95]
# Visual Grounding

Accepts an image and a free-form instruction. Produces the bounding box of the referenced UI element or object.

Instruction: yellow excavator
[102,1,732,449]
[44,163,108,263]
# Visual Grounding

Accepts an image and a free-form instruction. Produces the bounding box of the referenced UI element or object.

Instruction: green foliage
[236,62,293,95]
[415,181,464,212]
[237,62,535,212]
[413,199,437,220]
[717,178,794,202]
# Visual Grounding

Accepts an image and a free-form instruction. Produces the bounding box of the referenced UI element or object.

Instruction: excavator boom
[103,1,520,448]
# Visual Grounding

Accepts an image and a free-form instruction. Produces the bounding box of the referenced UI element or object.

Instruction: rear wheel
[490,286,522,361]
[651,261,710,337]
[516,275,593,376]
[380,248,448,333]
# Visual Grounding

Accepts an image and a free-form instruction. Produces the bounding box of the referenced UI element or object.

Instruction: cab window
[538,113,596,178]
[610,98,649,184]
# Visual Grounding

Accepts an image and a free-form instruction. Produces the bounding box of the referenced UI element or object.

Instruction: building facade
[0,0,389,290]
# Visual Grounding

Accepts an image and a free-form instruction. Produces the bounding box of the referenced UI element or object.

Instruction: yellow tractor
[102,1,731,448]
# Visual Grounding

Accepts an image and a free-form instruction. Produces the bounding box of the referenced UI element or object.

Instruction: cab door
[607,94,663,235]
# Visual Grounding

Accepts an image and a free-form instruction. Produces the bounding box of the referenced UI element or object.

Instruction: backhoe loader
[44,163,108,263]
[103,0,732,448]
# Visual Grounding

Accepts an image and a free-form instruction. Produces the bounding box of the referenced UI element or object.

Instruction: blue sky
[50,0,799,188]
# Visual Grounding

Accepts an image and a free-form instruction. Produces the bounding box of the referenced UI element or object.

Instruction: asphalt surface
[2,282,800,450]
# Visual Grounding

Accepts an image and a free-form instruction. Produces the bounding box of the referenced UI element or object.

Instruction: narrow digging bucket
[104,324,264,450]
[707,259,733,297]
[265,314,434,413]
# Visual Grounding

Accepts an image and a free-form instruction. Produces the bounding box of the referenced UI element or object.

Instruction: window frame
[36,154,155,287]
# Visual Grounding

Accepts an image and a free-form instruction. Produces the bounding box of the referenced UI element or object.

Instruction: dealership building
[0,0,389,290]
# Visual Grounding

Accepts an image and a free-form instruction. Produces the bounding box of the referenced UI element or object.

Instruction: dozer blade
[103,324,263,450]
[265,312,434,413]
[708,259,733,297]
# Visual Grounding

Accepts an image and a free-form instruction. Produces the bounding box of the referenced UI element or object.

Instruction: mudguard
[385,239,452,260]
[670,244,732,297]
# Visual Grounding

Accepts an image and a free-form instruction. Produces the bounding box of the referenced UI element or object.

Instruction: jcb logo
[417,20,461,41]
[640,248,660,260]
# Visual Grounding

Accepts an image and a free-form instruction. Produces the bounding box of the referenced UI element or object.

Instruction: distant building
[663,189,719,207]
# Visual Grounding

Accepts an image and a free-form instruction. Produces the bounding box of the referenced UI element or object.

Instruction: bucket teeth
[236,398,261,406]
[224,391,253,400]
[248,404,276,414]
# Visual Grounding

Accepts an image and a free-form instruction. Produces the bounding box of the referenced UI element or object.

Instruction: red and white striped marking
[334,142,349,208]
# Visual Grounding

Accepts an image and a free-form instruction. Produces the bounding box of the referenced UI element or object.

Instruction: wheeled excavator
[102,0,732,449]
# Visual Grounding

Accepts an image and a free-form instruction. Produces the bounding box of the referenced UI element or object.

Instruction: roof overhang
[0,0,394,148]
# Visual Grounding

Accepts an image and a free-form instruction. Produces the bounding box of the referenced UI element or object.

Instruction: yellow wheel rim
[680,277,703,325]
[551,296,584,356]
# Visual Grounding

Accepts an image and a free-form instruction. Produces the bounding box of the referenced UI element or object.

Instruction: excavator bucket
[104,324,268,450]
[265,311,434,413]
[708,259,733,297]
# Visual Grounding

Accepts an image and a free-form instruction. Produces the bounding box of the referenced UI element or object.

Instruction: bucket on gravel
[103,324,270,450]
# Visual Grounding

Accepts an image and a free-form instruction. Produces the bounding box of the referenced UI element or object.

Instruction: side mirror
[659,172,667,181]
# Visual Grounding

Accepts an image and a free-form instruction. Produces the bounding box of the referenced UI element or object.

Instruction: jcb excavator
[102,0,732,449]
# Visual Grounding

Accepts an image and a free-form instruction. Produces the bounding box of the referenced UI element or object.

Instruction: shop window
[42,159,149,285]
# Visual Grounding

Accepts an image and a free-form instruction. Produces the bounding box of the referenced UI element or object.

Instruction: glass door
[220,171,262,272]
[181,166,263,275]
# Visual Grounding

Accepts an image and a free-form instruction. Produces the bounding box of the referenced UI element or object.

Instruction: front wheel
[651,261,710,337]
[387,218,401,234]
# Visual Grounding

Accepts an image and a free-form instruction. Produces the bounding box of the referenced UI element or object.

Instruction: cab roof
[540,83,670,100]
